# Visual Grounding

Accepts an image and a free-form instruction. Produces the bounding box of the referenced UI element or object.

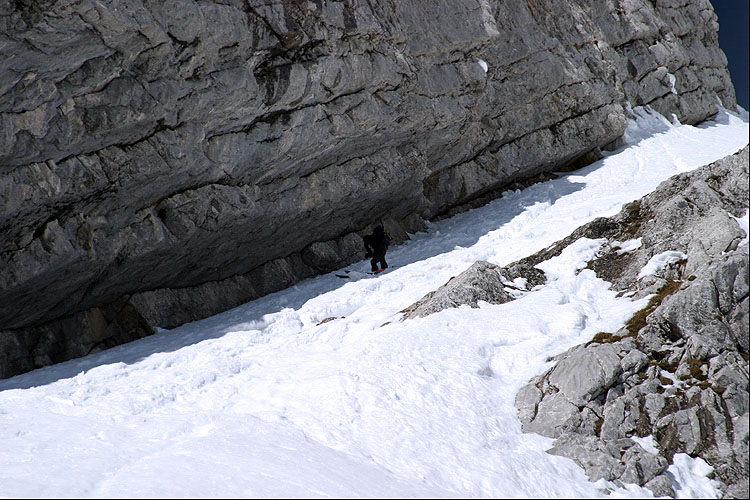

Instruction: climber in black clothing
[363,225,391,273]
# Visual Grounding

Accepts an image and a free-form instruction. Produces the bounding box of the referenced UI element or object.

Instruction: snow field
[0,106,747,498]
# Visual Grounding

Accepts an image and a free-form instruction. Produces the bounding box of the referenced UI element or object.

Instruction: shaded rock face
[0,297,153,378]
[0,0,737,377]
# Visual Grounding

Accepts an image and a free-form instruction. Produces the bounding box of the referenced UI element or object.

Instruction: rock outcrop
[0,0,737,377]
[401,146,749,497]
[514,146,749,498]
[400,260,516,319]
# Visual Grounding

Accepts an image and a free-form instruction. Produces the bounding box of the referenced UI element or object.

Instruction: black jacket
[364,226,390,257]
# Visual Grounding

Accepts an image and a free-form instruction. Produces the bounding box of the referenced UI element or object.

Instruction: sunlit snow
[613,238,643,255]
[637,251,689,279]
[730,209,749,247]
[1,106,747,498]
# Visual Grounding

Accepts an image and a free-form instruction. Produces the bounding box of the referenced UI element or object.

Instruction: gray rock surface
[514,146,749,497]
[400,260,515,319]
[0,0,738,377]
[401,146,749,496]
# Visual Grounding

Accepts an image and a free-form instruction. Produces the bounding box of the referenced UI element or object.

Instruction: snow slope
[1,106,747,499]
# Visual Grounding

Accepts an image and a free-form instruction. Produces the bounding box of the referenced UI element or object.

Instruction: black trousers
[371,251,388,272]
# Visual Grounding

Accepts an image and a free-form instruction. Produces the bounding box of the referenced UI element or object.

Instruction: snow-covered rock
[514,146,749,498]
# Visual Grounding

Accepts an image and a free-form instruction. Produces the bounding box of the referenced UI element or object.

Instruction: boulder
[401,261,514,319]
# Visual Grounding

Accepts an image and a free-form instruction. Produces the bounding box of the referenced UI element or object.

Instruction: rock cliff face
[0,0,737,377]
[402,146,748,497]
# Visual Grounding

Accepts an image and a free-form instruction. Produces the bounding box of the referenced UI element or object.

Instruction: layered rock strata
[0,0,737,377]
[402,146,748,497]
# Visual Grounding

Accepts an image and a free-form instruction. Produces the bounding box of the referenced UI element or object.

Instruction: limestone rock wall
[0,0,736,377]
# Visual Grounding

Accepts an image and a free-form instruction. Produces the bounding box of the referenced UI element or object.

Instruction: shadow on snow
[6,107,736,391]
